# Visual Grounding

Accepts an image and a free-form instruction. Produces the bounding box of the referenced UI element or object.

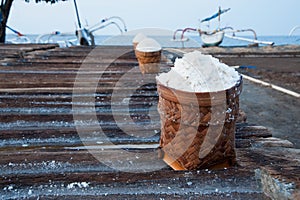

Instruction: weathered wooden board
[0,44,299,199]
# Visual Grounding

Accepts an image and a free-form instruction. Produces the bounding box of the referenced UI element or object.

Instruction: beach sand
[221,53,300,148]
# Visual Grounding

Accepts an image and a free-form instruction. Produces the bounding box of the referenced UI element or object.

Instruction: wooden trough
[0,44,299,199]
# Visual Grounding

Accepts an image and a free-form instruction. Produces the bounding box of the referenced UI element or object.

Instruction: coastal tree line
[0,0,67,43]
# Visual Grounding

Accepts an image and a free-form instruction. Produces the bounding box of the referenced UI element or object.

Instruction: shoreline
[5,32,300,48]
[2,43,300,57]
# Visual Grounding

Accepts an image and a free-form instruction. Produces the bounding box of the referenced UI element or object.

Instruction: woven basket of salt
[135,38,161,74]
[132,33,147,51]
[156,51,243,170]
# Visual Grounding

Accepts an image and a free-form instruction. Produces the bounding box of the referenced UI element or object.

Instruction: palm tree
[0,0,67,43]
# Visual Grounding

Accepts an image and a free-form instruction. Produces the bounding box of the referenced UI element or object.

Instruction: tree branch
[3,0,14,16]
[0,0,68,43]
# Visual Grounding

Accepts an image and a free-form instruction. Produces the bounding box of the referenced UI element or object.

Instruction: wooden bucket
[135,50,161,74]
[133,42,138,51]
[132,33,147,51]
[157,77,243,170]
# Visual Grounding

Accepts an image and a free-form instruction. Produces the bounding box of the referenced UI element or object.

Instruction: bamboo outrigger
[173,7,274,47]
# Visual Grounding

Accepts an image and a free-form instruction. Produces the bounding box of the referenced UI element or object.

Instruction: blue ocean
[5,34,300,48]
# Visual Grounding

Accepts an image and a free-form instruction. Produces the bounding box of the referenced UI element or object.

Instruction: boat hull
[201,31,224,47]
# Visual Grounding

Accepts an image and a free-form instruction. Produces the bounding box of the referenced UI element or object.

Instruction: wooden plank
[238,147,300,199]
[1,44,299,199]
[236,124,272,139]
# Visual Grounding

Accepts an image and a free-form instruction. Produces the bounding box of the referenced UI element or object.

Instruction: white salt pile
[136,38,162,52]
[156,51,240,92]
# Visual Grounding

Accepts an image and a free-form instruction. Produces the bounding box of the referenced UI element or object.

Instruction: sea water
[97,34,300,47]
[5,34,300,48]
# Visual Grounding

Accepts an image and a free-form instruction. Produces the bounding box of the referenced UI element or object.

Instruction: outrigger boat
[36,0,127,47]
[35,15,127,47]
[198,7,230,47]
[289,25,300,36]
[5,25,31,44]
[173,7,274,47]
[6,0,127,47]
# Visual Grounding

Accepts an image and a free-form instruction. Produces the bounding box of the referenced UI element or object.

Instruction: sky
[7,0,300,36]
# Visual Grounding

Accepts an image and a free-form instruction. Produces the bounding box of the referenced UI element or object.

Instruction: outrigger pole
[73,0,82,29]
[72,0,91,45]
[6,25,24,36]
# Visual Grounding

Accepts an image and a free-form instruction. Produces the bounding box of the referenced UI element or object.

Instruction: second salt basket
[135,38,161,74]
[157,76,243,170]
[132,33,147,50]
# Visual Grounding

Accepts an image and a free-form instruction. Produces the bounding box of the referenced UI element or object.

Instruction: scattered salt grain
[67,182,89,189]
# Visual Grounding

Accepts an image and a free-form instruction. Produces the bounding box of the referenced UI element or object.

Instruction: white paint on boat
[225,34,274,46]
[200,31,224,47]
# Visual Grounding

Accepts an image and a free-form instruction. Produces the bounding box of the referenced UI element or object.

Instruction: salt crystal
[136,38,161,52]
[156,51,240,92]
[187,181,193,186]
[67,183,76,189]
[80,182,89,188]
